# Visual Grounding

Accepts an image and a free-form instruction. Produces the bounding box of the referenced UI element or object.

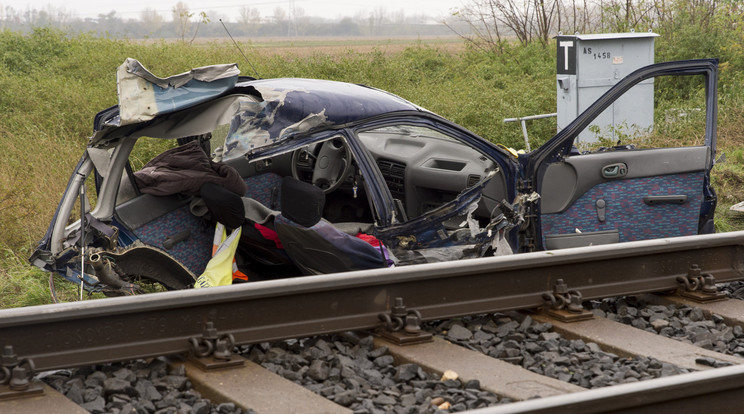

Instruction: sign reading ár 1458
[584,48,611,60]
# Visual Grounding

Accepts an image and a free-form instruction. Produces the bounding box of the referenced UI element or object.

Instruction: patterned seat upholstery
[130,173,283,277]
[540,172,704,245]
[244,173,282,210]
[132,205,213,276]
[200,177,298,281]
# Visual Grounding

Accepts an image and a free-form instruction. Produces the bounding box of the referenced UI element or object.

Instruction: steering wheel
[291,138,353,194]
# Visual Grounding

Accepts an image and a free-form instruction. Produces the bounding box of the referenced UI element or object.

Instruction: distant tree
[170,2,209,43]
[447,0,558,51]
[23,5,72,26]
[369,6,387,35]
[273,7,287,22]
[238,6,261,35]
[97,10,123,34]
[335,17,360,35]
[271,7,288,35]
[351,11,367,34]
[189,11,209,43]
[555,0,595,33]
[5,6,22,24]
[599,0,656,31]
[292,7,310,36]
[391,9,406,25]
[140,8,164,33]
[172,2,193,42]
[446,1,506,53]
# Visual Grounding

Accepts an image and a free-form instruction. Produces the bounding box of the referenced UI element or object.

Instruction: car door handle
[643,195,688,206]
[602,163,627,178]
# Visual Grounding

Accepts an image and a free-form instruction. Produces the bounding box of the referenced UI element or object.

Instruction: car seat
[275,177,387,275]
[200,181,298,281]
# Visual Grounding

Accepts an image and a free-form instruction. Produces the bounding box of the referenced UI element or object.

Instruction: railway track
[2,231,744,413]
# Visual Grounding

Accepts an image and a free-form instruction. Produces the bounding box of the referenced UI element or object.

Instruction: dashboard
[356,127,508,220]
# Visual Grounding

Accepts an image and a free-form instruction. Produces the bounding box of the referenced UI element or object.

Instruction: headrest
[200,181,245,229]
[280,176,325,227]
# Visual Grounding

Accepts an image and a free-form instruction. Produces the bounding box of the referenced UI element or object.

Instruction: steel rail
[2,231,744,372]
[472,363,744,414]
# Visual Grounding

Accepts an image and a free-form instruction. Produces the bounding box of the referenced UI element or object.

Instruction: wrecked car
[30,58,719,294]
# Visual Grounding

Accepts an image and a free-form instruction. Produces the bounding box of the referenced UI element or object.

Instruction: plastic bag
[194,223,242,288]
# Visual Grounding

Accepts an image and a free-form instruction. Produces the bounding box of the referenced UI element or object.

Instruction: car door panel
[540,146,709,247]
[540,146,710,213]
[527,60,718,251]
[540,170,705,246]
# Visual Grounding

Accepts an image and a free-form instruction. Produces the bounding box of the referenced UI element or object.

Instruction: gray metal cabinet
[556,32,658,145]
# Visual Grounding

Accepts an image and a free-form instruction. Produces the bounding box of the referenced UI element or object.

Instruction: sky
[2,0,465,21]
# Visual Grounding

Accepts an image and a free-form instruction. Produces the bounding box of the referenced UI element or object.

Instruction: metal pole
[520,120,530,151]
[78,174,85,301]
[503,113,557,152]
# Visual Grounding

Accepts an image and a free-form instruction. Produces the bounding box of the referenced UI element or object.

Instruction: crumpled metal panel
[221,89,322,160]
[374,171,516,264]
[116,58,240,125]
[95,72,421,157]
[222,79,421,160]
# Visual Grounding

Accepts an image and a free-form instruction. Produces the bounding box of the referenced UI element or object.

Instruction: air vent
[377,159,406,198]
[467,174,481,187]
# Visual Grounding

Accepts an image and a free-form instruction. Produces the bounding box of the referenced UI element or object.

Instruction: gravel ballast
[42,358,251,414]
[426,311,692,388]
[239,333,508,413]
[41,293,744,413]
[588,296,744,360]
[722,281,744,300]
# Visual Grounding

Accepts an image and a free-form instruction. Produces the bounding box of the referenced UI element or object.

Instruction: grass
[712,150,744,232]
[2,29,744,308]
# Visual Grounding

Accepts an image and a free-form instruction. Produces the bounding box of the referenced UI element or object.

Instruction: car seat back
[275,177,386,275]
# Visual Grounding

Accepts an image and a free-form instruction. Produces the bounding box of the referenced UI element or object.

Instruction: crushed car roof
[223,78,427,158]
[92,59,425,151]
[242,77,425,126]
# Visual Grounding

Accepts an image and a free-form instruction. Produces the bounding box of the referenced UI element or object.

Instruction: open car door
[523,59,718,251]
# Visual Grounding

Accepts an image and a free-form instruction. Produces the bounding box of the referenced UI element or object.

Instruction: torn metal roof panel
[116,58,240,125]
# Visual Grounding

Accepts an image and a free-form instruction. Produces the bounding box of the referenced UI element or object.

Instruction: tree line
[0,2,456,40]
[2,0,739,68]
[448,0,742,56]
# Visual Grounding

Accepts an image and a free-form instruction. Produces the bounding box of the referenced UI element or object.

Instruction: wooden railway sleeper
[676,264,727,303]
[542,279,593,322]
[0,345,44,400]
[376,297,432,346]
[188,321,245,371]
